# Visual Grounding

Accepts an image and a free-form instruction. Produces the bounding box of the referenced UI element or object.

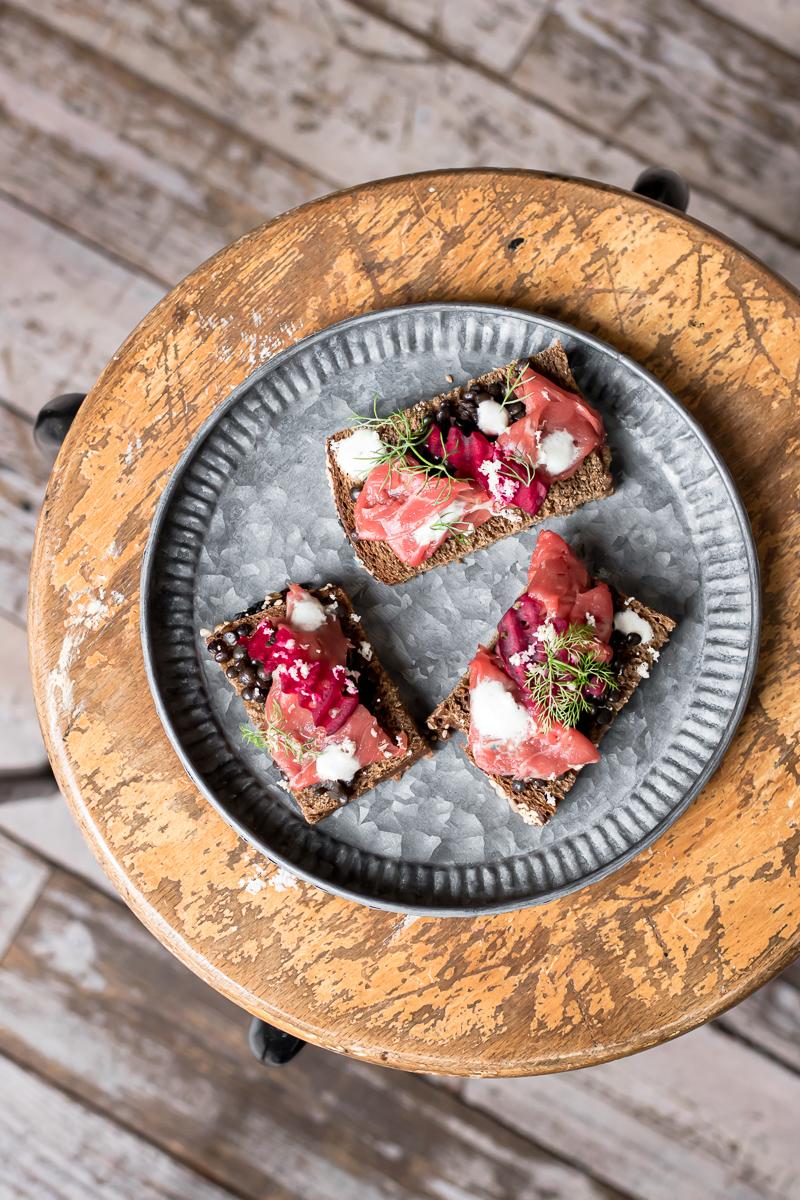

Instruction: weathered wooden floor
[1,1,798,1196]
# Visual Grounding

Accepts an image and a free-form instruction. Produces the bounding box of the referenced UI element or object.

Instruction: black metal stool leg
[632,166,690,213]
[34,392,86,463]
[248,1017,305,1066]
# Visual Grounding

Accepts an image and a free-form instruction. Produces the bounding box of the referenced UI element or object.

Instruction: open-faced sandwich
[205,583,428,823]
[427,532,675,826]
[326,341,613,584]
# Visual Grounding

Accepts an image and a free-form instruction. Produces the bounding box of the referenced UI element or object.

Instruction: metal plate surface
[141,304,759,914]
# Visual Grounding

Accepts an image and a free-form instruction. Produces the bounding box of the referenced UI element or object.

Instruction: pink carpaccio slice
[247,585,407,786]
[498,365,605,482]
[354,459,495,567]
[467,647,600,780]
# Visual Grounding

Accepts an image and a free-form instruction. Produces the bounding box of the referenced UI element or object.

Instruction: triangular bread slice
[326,341,613,585]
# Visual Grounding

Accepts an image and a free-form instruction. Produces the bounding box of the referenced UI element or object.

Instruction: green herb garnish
[240,702,322,764]
[524,624,618,732]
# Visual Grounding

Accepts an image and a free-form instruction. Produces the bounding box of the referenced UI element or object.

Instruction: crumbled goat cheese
[290,594,327,632]
[470,679,531,742]
[332,427,385,481]
[636,662,651,678]
[538,429,580,476]
[316,739,360,783]
[359,640,373,661]
[479,459,517,507]
[613,609,654,644]
[477,398,510,436]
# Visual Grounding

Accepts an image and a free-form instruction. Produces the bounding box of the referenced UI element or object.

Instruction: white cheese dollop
[470,679,531,743]
[290,593,328,632]
[316,739,360,783]
[332,427,385,481]
[412,501,467,546]
[613,609,654,644]
[477,398,509,436]
[538,429,580,476]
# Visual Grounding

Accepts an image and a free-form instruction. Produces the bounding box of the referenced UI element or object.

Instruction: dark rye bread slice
[326,341,613,585]
[205,583,429,824]
[427,594,675,827]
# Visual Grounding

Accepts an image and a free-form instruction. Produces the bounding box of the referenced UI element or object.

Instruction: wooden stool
[29,170,800,1076]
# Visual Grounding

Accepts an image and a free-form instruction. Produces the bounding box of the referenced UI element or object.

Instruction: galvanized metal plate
[141,304,759,914]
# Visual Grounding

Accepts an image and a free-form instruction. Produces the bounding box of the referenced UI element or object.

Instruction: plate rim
[140,301,762,915]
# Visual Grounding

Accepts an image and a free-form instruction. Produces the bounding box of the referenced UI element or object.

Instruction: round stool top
[30,170,800,1076]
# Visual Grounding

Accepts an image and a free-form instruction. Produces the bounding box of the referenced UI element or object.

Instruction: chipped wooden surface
[0,870,623,1200]
[20,0,800,286]
[28,170,800,1075]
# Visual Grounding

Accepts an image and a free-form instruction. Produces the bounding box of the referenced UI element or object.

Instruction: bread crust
[326,341,614,585]
[206,584,429,823]
[427,593,675,826]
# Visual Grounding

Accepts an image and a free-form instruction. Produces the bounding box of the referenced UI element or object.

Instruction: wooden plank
[506,0,800,243]
[0,777,115,896]
[717,975,800,1074]
[374,0,800,244]
[0,612,48,773]
[0,401,47,625]
[0,6,327,285]
[458,1025,800,1200]
[0,833,47,958]
[18,0,800,286]
[701,0,800,59]
[0,872,622,1200]
[362,0,548,70]
[0,197,162,419]
[0,1055,244,1200]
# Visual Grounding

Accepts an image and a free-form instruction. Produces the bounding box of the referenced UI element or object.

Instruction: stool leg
[248,1017,305,1066]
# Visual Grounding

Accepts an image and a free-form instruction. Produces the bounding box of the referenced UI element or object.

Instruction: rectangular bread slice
[326,341,613,585]
[205,583,429,824]
[427,593,675,826]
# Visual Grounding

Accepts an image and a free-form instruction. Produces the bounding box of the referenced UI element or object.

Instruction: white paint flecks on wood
[0,1054,243,1200]
[0,613,47,773]
[21,0,800,285]
[0,6,326,284]
[376,0,800,243]
[0,833,47,958]
[0,401,47,624]
[0,780,115,897]
[459,1024,800,1200]
[0,199,162,418]
[0,874,623,1200]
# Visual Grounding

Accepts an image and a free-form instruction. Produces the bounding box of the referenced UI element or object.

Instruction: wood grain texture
[19,0,800,286]
[0,833,47,958]
[701,0,800,57]
[373,0,800,242]
[0,1055,243,1200]
[457,1025,800,1200]
[0,5,326,285]
[0,401,46,625]
[0,871,622,1200]
[0,198,162,417]
[28,171,800,1075]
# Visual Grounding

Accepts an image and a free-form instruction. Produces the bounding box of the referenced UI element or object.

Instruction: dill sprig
[499,361,530,410]
[524,624,618,732]
[240,702,322,764]
[429,510,474,543]
[349,395,459,497]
